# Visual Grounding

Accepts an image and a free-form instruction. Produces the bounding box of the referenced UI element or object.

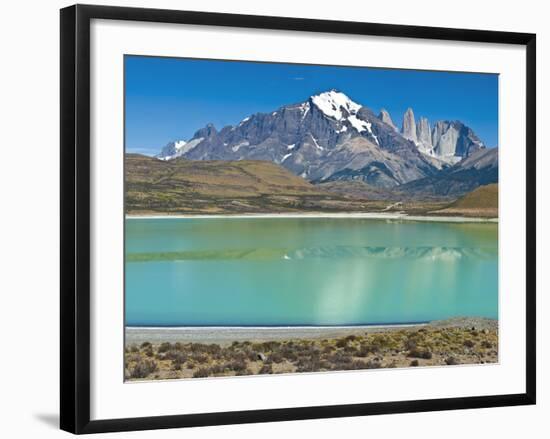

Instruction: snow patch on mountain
[300,102,310,119]
[311,90,379,144]
[347,116,378,144]
[311,90,361,121]
[348,115,368,132]
[158,137,204,160]
[232,140,249,152]
[310,135,324,151]
[174,140,186,150]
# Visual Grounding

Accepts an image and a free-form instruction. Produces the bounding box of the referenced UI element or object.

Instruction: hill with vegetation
[125,154,382,214]
[432,183,498,218]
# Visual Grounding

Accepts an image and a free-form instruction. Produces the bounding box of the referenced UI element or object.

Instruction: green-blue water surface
[125,217,498,326]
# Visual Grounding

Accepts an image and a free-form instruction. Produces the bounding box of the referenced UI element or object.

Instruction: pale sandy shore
[126,324,423,346]
[126,212,498,223]
[125,318,497,346]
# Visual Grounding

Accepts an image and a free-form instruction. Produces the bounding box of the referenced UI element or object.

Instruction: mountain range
[155,90,497,197]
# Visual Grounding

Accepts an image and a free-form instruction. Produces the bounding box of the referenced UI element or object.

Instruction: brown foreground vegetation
[125,324,498,381]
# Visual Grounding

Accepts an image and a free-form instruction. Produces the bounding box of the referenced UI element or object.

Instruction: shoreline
[125,212,498,223]
[126,325,417,345]
[125,318,497,346]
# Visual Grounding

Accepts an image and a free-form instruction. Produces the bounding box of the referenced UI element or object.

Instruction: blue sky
[125,56,498,155]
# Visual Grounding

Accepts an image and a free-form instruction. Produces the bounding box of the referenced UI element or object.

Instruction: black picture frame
[60,4,536,434]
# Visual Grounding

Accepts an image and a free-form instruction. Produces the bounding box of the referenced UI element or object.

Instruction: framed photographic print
[60,4,536,434]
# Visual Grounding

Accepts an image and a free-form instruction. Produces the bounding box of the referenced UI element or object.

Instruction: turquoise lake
[125,217,498,326]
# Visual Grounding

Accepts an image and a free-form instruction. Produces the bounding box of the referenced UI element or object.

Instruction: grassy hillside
[447,183,498,209]
[432,184,498,218]
[125,154,382,214]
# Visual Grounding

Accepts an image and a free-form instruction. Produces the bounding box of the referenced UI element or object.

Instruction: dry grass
[125,154,463,216]
[432,184,498,218]
[125,154,380,214]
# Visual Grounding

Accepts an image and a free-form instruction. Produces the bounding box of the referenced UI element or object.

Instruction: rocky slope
[400,147,498,197]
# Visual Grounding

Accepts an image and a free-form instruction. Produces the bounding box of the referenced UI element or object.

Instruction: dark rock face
[157,90,492,191]
[400,147,498,197]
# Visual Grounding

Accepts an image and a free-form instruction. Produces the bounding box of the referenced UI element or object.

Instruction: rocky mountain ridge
[399,107,485,164]
[156,90,495,196]
[400,147,498,197]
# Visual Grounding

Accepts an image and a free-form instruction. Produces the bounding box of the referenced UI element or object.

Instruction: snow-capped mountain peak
[154,90,488,190]
[310,90,362,121]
